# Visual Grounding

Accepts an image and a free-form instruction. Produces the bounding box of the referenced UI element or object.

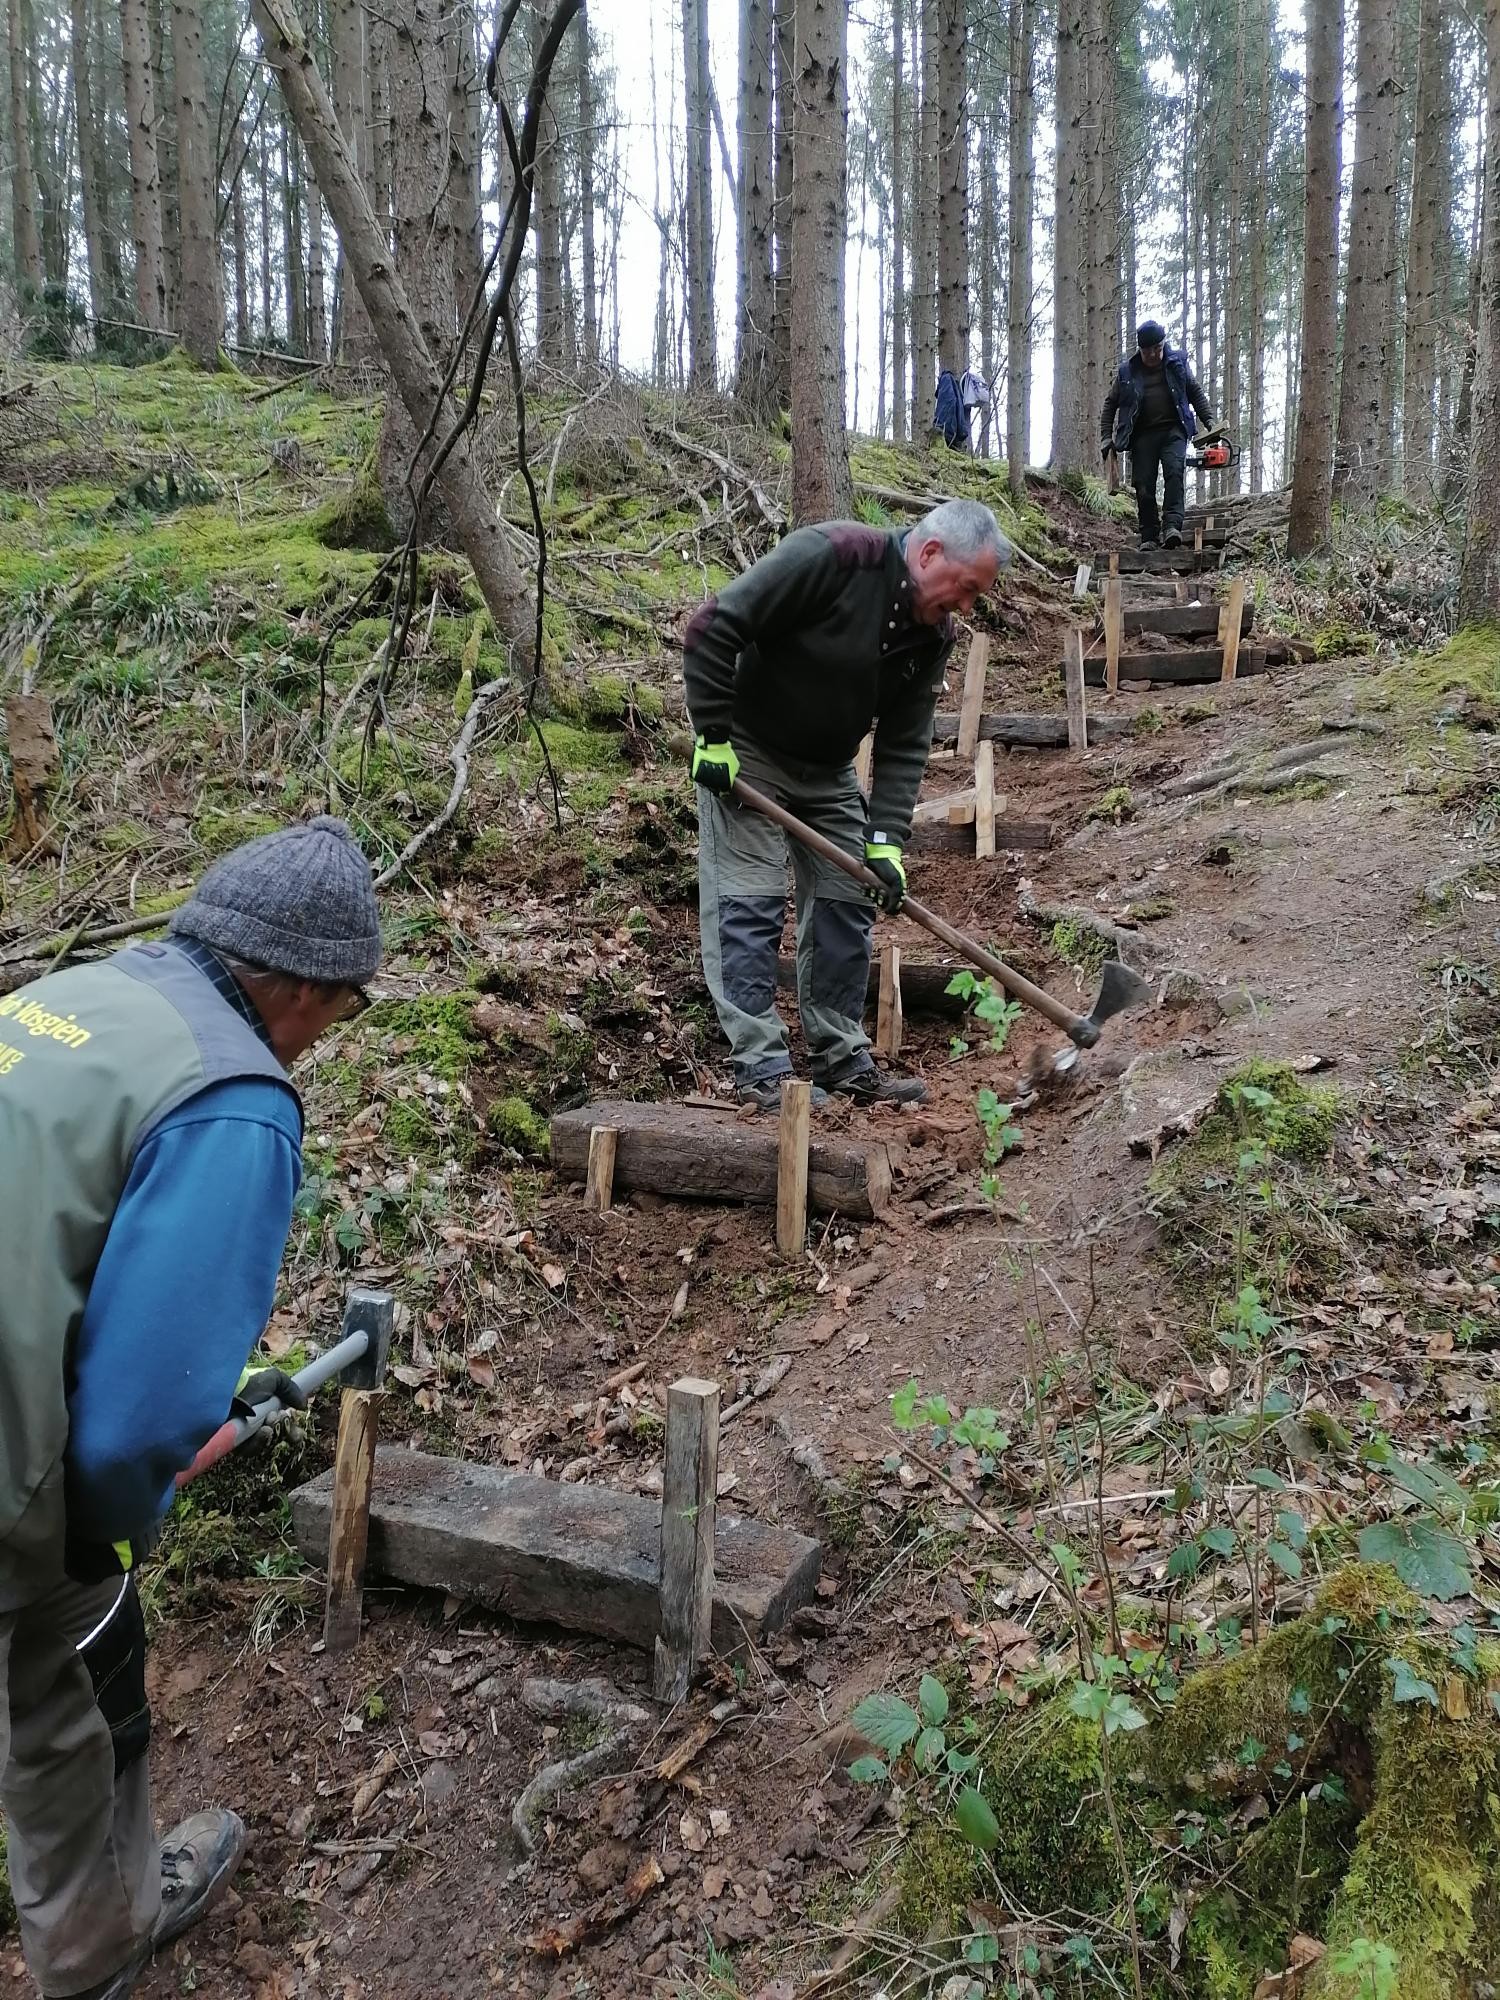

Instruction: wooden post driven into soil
[1219,576,1247,683]
[654,1377,720,1704]
[956,633,989,762]
[776,1079,811,1256]
[584,1124,618,1211]
[4,695,61,858]
[1102,578,1124,696]
[1064,628,1089,753]
[974,739,997,858]
[876,944,904,1058]
[322,1387,384,1655]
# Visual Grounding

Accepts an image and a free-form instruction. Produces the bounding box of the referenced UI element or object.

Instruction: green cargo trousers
[1,1566,158,1996]
[697,734,876,1085]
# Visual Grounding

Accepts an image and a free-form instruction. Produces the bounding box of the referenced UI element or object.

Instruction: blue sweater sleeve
[64,1077,303,1543]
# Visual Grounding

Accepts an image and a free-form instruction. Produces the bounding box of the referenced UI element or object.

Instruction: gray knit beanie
[170,815,382,984]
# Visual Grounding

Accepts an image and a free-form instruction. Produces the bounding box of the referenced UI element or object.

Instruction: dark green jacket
[682,524,956,845]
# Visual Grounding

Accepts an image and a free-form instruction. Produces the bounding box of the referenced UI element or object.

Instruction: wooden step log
[1062,646,1271,688]
[291,1449,821,1656]
[551,1099,893,1219]
[930,709,1134,750]
[1100,548,1224,574]
[777,955,970,1018]
[909,815,1052,854]
[1119,599,1254,639]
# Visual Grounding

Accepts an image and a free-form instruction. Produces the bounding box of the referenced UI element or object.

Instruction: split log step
[930,710,1133,749]
[1063,647,1271,688]
[551,1099,892,1219]
[1120,600,1254,639]
[291,1449,821,1655]
[909,816,1052,853]
[1099,549,1223,574]
[777,955,969,1018]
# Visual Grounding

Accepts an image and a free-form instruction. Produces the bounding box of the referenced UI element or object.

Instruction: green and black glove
[231,1365,309,1421]
[863,837,907,915]
[690,737,740,795]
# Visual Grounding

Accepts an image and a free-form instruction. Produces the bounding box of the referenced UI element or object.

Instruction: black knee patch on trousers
[810,898,874,1019]
[719,895,785,1015]
[80,1578,151,1777]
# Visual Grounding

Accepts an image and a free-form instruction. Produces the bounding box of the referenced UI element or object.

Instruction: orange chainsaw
[1187,424,1238,471]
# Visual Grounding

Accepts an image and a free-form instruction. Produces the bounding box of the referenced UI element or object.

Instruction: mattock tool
[176,1286,394,1489]
[731,778,1152,1069]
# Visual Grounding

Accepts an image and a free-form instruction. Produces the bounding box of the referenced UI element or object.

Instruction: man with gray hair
[684,499,1009,1107]
[0,816,382,1999]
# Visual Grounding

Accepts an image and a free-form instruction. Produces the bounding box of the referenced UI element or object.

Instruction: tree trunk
[1007,0,1034,492]
[935,0,968,377]
[577,0,598,368]
[258,126,274,338]
[121,0,166,325]
[912,0,938,433]
[1287,0,1344,554]
[69,0,109,319]
[369,7,394,243]
[1051,0,1085,469]
[1333,0,1399,505]
[735,0,773,409]
[171,0,223,365]
[251,0,535,652]
[22,0,66,290]
[788,0,852,522]
[6,0,44,296]
[450,2,485,339]
[531,1,565,368]
[231,157,250,344]
[977,113,994,454]
[1459,0,1500,621]
[1247,0,1271,492]
[331,0,376,361]
[683,0,714,387]
[890,0,907,441]
[769,0,793,409]
[283,119,307,353]
[307,177,327,359]
[1403,0,1450,501]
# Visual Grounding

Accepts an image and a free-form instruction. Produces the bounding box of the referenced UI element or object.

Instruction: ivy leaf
[850,1693,922,1759]
[1358,1519,1473,1602]
[918,1674,950,1728]
[1388,1657,1439,1707]
[953,1786,1000,1852]
[846,1755,888,1784]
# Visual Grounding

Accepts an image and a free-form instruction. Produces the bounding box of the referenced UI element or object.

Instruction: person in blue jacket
[0,816,382,2000]
[1100,319,1213,548]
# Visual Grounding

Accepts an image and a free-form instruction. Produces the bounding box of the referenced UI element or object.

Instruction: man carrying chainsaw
[1101,318,1213,549]
[683,498,1009,1108]
[0,816,382,2000]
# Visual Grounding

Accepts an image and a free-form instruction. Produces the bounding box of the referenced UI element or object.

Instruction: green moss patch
[487,1094,550,1159]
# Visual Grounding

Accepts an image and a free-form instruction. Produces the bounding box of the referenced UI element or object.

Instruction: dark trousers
[1130,425,1188,539]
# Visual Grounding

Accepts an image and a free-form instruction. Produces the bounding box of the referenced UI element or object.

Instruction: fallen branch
[665,424,786,529]
[510,1675,650,1859]
[721,1352,793,1425]
[773,1415,850,1510]
[1016,883,1159,971]
[372,676,511,889]
[0,898,191,972]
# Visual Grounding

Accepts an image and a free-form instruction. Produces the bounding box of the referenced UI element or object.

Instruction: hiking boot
[1163,527,1183,548]
[1139,535,1160,551]
[735,1075,828,1112]
[826,1066,928,1106]
[57,1814,245,2000]
[155,1810,247,1950]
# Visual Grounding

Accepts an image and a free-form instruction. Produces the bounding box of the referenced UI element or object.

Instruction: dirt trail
[6,545,1487,2000]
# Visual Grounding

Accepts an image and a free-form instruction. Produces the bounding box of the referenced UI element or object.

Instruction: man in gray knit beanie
[0,818,381,2000]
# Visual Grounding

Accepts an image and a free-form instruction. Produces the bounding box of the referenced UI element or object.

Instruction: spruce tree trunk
[912,0,938,434]
[935,0,968,377]
[735,0,774,410]
[1007,0,1035,492]
[307,178,327,359]
[369,9,394,244]
[449,2,485,336]
[258,127,273,337]
[231,160,250,344]
[769,0,793,409]
[1333,0,1399,505]
[282,121,307,353]
[171,0,223,365]
[6,0,45,297]
[683,0,714,386]
[70,0,111,320]
[1459,0,1500,621]
[577,1,598,368]
[890,0,907,441]
[331,0,376,360]
[23,0,67,290]
[788,0,852,522]
[1051,0,1085,469]
[531,1,565,367]
[1287,0,1344,554]
[251,0,535,651]
[977,114,994,455]
[1403,0,1450,500]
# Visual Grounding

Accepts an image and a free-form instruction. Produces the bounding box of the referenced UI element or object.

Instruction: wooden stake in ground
[4,695,60,858]
[653,1377,720,1704]
[1102,577,1124,696]
[1072,562,1092,598]
[776,1078,811,1256]
[584,1124,618,1212]
[956,632,989,761]
[974,738,997,858]
[322,1387,384,1655]
[875,944,904,1058]
[1219,575,1248,683]
[1064,628,1089,752]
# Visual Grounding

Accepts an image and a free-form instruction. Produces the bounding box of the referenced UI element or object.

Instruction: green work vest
[0,943,296,1592]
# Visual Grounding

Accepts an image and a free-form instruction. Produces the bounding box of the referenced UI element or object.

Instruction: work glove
[231,1365,309,1422]
[864,838,907,915]
[691,737,740,795]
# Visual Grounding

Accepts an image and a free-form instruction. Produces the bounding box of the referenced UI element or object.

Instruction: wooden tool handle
[729,778,1091,1042]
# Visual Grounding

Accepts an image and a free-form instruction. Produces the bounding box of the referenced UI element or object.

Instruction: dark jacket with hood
[1101,346,1211,449]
